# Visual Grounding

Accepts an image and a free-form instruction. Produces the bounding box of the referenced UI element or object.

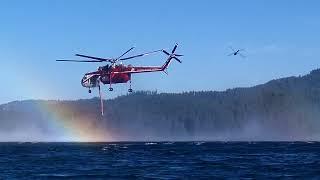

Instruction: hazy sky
[1,0,320,103]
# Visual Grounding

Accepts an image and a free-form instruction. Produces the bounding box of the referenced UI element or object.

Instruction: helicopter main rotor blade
[56,59,103,62]
[119,49,162,61]
[239,53,246,58]
[229,46,235,52]
[75,54,112,62]
[116,47,135,60]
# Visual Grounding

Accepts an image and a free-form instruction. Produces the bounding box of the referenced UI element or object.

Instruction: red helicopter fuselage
[99,65,132,84]
[58,44,182,115]
[81,62,168,88]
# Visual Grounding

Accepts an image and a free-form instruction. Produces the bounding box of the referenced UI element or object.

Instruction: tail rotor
[162,43,183,63]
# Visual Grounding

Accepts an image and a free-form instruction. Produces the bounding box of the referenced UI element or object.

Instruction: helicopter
[228,46,246,58]
[56,44,183,115]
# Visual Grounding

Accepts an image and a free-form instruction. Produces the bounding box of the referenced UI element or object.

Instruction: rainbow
[14,66,113,142]
[36,100,113,142]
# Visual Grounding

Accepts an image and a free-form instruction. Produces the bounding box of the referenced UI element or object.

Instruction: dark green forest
[1,69,320,141]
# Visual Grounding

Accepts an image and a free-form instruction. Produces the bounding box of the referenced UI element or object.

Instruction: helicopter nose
[81,76,88,87]
[81,75,92,87]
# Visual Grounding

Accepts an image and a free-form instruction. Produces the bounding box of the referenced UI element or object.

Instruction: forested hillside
[1,69,320,141]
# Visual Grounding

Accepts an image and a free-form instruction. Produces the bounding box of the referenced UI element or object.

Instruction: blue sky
[1,0,320,103]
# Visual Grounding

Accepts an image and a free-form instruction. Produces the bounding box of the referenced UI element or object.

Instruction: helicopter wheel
[88,89,92,93]
[128,88,133,93]
[109,87,113,91]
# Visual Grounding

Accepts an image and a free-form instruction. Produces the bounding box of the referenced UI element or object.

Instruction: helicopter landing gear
[128,79,133,93]
[109,74,113,92]
[88,89,92,93]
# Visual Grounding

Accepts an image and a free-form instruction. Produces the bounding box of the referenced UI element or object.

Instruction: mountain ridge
[1,69,320,141]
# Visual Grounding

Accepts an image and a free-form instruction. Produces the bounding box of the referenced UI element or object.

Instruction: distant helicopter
[228,46,246,58]
[56,44,183,115]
